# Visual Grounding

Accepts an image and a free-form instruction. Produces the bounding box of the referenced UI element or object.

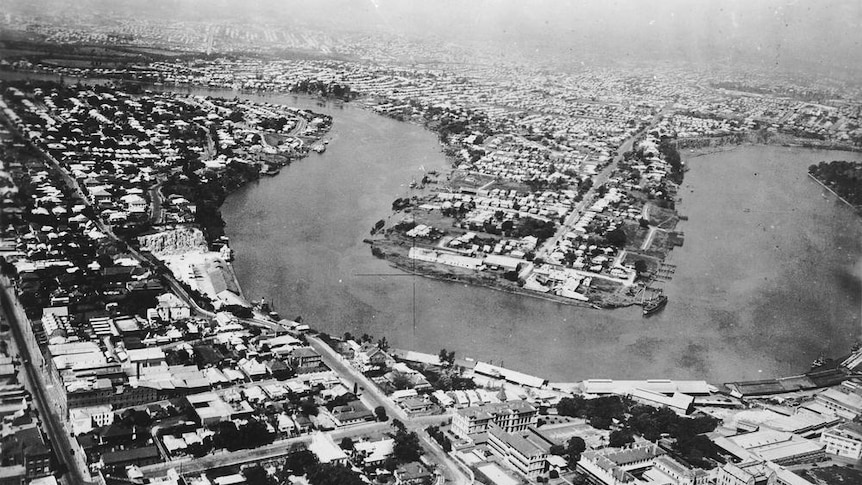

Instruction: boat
[811,355,825,368]
[642,295,668,317]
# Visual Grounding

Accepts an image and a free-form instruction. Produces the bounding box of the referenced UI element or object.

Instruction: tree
[340,437,355,451]
[377,336,390,351]
[375,406,388,422]
[604,227,627,248]
[285,449,318,475]
[307,462,364,485]
[549,444,566,456]
[393,428,423,464]
[241,465,270,485]
[590,416,612,430]
[300,399,319,416]
[390,371,413,390]
[634,260,648,276]
[438,349,456,367]
[608,429,635,448]
[566,437,586,465]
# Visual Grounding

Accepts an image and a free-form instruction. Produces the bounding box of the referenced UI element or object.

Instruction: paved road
[640,226,658,251]
[308,336,469,485]
[308,335,408,422]
[0,280,94,485]
[140,421,390,476]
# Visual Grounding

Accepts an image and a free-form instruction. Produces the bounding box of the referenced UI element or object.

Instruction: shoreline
[807,172,858,210]
[375,250,620,311]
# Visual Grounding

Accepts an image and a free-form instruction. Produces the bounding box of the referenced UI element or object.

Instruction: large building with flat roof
[821,422,862,459]
[486,424,552,479]
[186,392,233,426]
[582,379,711,396]
[713,429,824,466]
[814,386,862,419]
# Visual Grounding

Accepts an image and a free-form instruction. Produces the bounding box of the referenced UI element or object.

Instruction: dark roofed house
[290,347,323,371]
[100,445,160,468]
[401,396,434,415]
[396,462,434,485]
[265,359,292,380]
[0,424,53,479]
[330,400,375,427]
[101,266,137,283]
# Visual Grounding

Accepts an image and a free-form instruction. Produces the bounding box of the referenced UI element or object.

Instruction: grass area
[621,220,649,248]
[623,251,662,274]
[449,171,497,191]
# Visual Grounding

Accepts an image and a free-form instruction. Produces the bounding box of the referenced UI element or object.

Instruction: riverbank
[367,237,638,309]
[807,173,858,211]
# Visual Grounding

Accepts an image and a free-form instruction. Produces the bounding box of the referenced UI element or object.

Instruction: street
[0,279,94,485]
[139,420,390,477]
[308,335,470,485]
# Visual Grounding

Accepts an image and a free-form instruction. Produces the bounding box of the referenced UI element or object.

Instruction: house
[308,432,348,465]
[330,400,375,427]
[353,438,395,467]
[100,446,161,468]
[354,343,392,371]
[395,462,434,485]
[290,347,323,370]
[69,404,114,435]
[401,396,434,415]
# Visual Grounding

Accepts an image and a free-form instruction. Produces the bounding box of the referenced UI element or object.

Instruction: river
[3,72,860,383]
[217,92,862,383]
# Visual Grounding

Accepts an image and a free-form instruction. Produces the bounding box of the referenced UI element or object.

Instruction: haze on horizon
[4,0,862,77]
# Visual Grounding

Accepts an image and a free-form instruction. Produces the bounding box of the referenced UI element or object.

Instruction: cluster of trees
[512,217,556,242]
[627,405,719,468]
[211,418,274,451]
[426,425,453,452]
[556,396,720,468]
[604,227,627,248]
[438,349,456,366]
[392,419,423,464]
[557,395,628,429]
[290,79,354,100]
[549,436,586,467]
[809,160,862,208]
[423,367,476,391]
[658,139,684,184]
[258,116,291,132]
[273,449,365,485]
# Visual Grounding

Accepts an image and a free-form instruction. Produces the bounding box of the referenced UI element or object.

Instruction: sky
[5,0,862,76]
